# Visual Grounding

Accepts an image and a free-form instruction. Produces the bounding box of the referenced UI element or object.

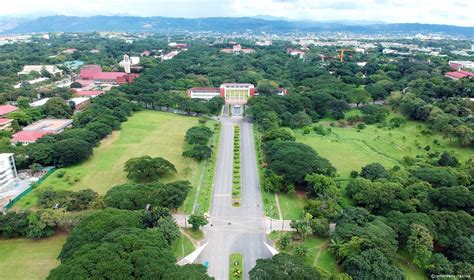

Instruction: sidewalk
[264,217,294,234]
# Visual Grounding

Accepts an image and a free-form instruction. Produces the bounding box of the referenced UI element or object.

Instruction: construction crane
[338,48,355,62]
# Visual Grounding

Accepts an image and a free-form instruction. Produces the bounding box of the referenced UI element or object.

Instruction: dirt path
[313,239,330,267]
[181,229,199,247]
[274,193,283,220]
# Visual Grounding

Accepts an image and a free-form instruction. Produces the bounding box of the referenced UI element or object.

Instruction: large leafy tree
[105,183,160,210]
[249,254,321,280]
[185,126,213,145]
[124,156,176,182]
[264,141,335,185]
[359,163,388,181]
[53,139,93,167]
[406,224,433,268]
[42,97,72,118]
[182,145,212,161]
[343,249,404,280]
[48,228,177,280]
[187,212,208,230]
[58,208,144,261]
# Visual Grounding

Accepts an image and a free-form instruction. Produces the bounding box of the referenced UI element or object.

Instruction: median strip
[232,125,241,206]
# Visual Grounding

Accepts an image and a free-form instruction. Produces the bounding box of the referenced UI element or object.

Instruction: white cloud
[1,0,473,26]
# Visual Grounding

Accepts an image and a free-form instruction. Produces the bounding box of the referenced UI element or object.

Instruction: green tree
[155,216,180,245]
[343,249,404,280]
[406,224,433,268]
[359,163,388,180]
[305,173,339,200]
[182,145,212,161]
[188,212,208,230]
[249,254,321,280]
[264,141,336,184]
[185,126,213,145]
[52,139,92,167]
[42,97,72,118]
[124,156,177,182]
[49,228,176,280]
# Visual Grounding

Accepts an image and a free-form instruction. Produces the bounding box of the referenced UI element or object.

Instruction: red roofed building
[287,48,306,59]
[78,65,139,85]
[445,70,474,81]
[175,44,188,49]
[0,118,12,130]
[221,44,255,54]
[0,105,19,117]
[12,131,50,145]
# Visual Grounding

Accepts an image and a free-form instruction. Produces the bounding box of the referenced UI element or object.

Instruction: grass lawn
[397,250,428,280]
[297,110,473,179]
[180,121,219,214]
[15,110,201,210]
[277,193,305,220]
[229,253,243,280]
[0,234,67,280]
[268,231,339,273]
[172,234,195,260]
[183,228,204,241]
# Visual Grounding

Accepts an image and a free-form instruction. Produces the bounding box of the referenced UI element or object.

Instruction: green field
[15,110,203,210]
[172,234,195,260]
[0,235,66,280]
[181,122,221,214]
[269,231,339,273]
[297,110,473,179]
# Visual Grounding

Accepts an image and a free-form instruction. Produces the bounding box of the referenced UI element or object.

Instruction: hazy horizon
[1,0,473,27]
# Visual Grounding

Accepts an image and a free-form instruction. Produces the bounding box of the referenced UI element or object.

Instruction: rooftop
[29,98,50,107]
[69,97,90,105]
[189,87,220,92]
[12,131,50,143]
[94,72,127,80]
[23,119,73,132]
[0,118,12,125]
[75,90,104,97]
[0,105,19,116]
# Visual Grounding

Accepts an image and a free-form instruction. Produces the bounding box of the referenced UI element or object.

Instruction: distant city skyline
[1,0,473,27]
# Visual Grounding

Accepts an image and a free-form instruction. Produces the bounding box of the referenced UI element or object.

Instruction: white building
[14,77,50,89]
[449,61,474,70]
[220,83,256,105]
[0,153,17,192]
[187,88,221,100]
[29,98,50,107]
[18,65,63,76]
[256,40,272,46]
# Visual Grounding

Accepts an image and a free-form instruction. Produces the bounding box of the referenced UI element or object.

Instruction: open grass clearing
[15,111,201,210]
[268,231,339,273]
[297,110,473,179]
[277,193,305,220]
[183,228,204,241]
[396,250,428,280]
[0,234,67,280]
[171,234,195,260]
[193,122,221,214]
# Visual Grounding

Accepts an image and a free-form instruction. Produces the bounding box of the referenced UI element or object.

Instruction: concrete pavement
[195,115,273,279]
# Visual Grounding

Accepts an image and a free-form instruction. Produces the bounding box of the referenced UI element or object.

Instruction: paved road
[195,116,272,279]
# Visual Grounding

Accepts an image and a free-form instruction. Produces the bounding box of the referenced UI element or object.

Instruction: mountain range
[1,15,473,38]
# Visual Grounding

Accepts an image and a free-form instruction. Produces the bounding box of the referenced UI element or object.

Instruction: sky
[1,0,473,27]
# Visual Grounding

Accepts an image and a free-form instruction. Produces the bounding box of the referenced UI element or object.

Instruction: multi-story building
[0,153,17,192]
[188,83,286,104]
